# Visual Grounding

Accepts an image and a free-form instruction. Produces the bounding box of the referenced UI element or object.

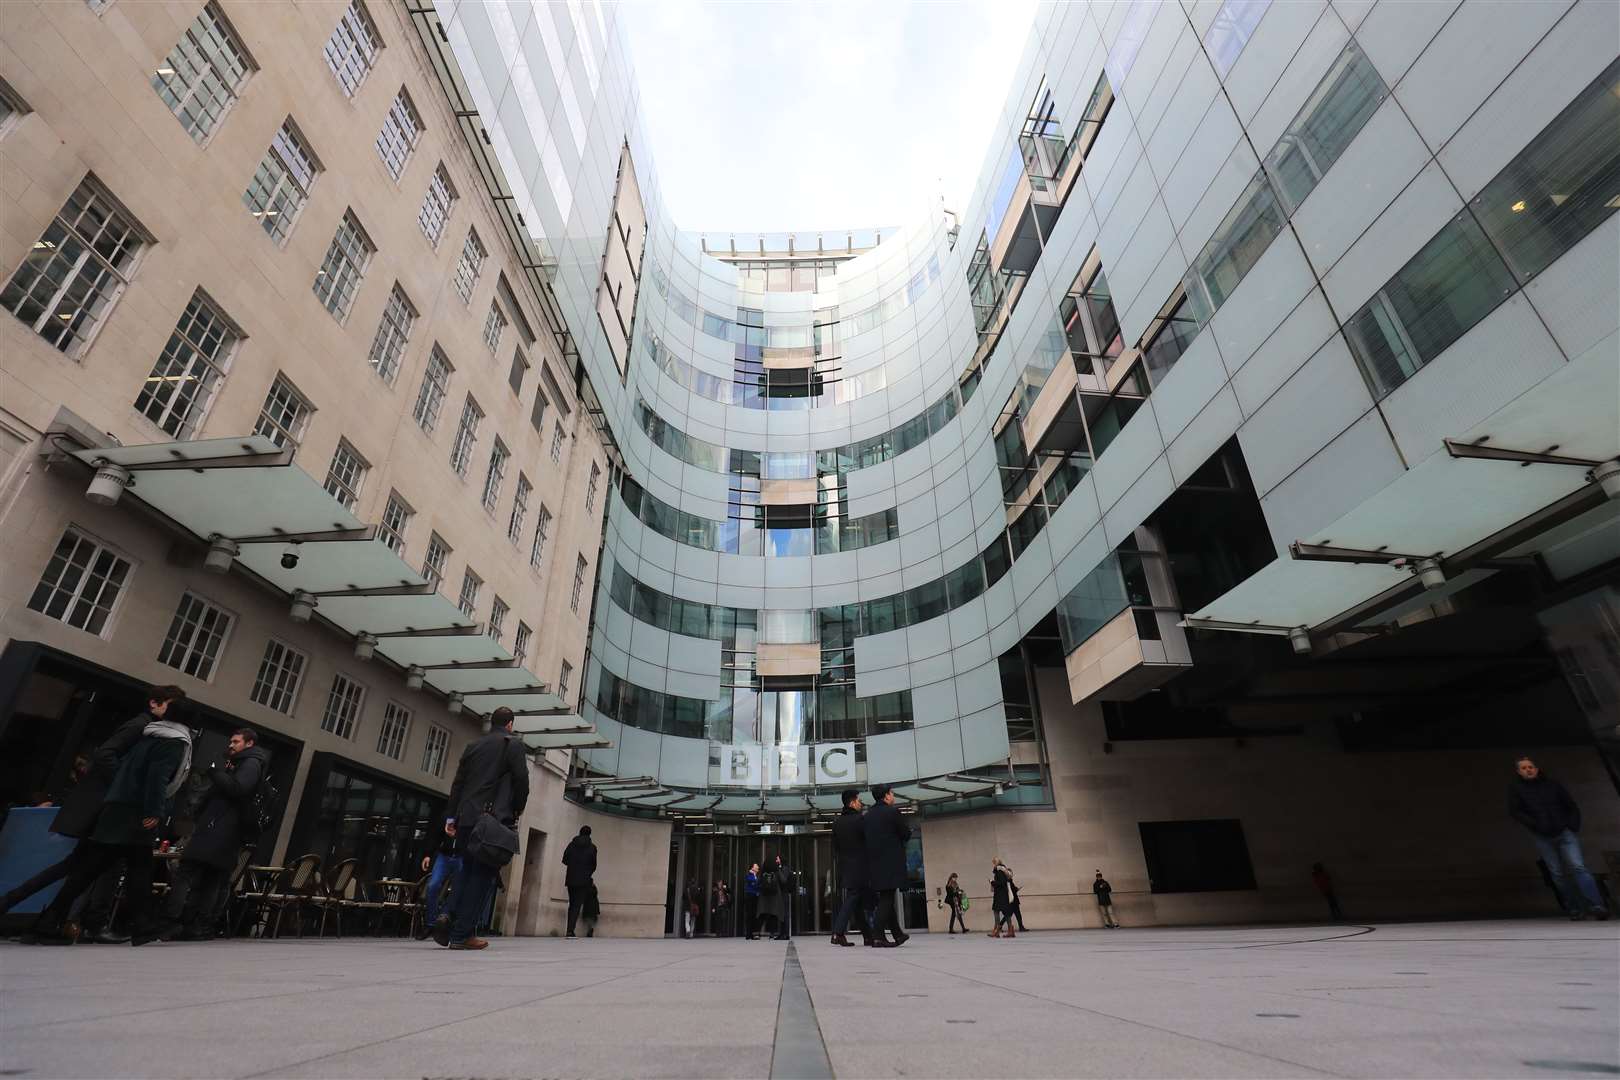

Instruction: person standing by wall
[944,872,968,934]
[1509,756,1610,921]
[743,862,762,940]
[1092,870,1119,928]
[436,708,528,951]
[1310,863,1345,921]
[562,825,598,938]
[712,879,731,937]
[989,858,1016,939]
[864,785,911,947]
[161,728,266,940]
[830,788,868,947]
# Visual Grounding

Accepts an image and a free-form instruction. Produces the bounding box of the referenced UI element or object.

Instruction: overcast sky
[621,0,1037,234]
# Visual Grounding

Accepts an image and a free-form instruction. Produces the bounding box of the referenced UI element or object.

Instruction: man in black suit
[863,784,911,947]
[437,707,529,950]
[829,788,868,947]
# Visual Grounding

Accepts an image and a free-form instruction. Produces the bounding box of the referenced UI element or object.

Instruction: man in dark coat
[863,784,912,947]
[1509,756,1610,920]
[162,728,267,940]
[436,708,529,950]
[829,788,869,947]
[32,711,193,946]
[0,687,183,937]
[562,825,597,937]
[757,854,790,939]
[1092,869,1119,928]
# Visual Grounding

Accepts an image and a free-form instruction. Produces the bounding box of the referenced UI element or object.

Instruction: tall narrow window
[376,702,411,760]
[508,347,529,396]
[378,491,412,555]
[313,210,373,320]
[250,639,307,715]
[320,672,366,739]
[157,592,233,681]
[550,421,565,463]
[585,463,601,513]
[243,119,320,244]
[559,660,573,699]
[324,0,381,97]
[508,474,531,544]
[481,438,508,512]
[27,528,133,637]
[457,568,482,617]
[376,87,423,180]
[489,596,509,644]
[571,555,587,613]
[513,622,532,666]
[254,374,313,451]
[529,386,549,433]
[324,439,368,509]
[481,301,507,352]
[530,505,552,570]
[419,163,457,247]
[366,283,415,384]
[421,724,450,777]
[152,1,254,142]
[452,229,485,303]
[449,395,482,477]
[423,532,450,591]
[2,177,146,358]
[412,345,452,432]
[135,289,240,439]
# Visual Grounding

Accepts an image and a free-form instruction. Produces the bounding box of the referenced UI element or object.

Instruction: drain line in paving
[770,941,834,1080]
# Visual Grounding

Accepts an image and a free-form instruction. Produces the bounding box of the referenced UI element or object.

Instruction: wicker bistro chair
[339,877,388,935]
[389,874,430,938]
[308,858,358,938]
[262,854,322,939]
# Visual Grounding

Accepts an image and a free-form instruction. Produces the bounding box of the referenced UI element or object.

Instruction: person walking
[435,707,529,950]
[161,727,266,940]
[830,788,869,947]
[1509,756,1610,920]
[682,877,702,938]
[989,858,1016,939]
[0,686,185,941]
[562,825,598,938]
[1310,862,1345,921]
[1092,870,1119,928]
[864,784,911,947]
[30,708,193,946]
[1007,866,1029,931]
[759,854,791,940]
[944,872,968,934]
[415,827,460,940]
[743,862,762,939]
[712,879,731,937]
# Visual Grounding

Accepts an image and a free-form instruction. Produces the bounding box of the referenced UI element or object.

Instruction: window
[457,568,481,617]
[419,163,457,247]
[243,119,319,244]
[449,396,483,477]
[376,87,423,180]
[421,724,450,777]
[585,463,600,513]
[152,2,253,142]
[571,555,587,613]
[529,386,549,433]
[508,474,531,544]
[1263,43,1386,215]
[376,701,411,760]
[1469,57,1620,286]
[508,348,529,396]
[513,621,532,667]
[559,660,573,699]
[324,0,380,97]
[0,76,29,136]
[2,177,145,358]
[1139,819,1258,893]
[550,421,565,463]
[312,210,373,320]
[1182,167,1287,325]
[1141,298,1199,387]
[135,289,239,439]
[250,639,307,715]
[320,672,366,739]
[367,284,415,384]
[423,532,449,591]
[481,301,507,352]
[378,491,411,555]
[413,345,452,432]
[254,374,312,450]
[452,229,485,303]
[489,596,508,643]
[481,438,508,512]
[324,439,368,509]
[530,505,552,569]
[27,528,132,636]
[1203,0,1271,79]
[1343,211,1518,399]
[157,592,233,680]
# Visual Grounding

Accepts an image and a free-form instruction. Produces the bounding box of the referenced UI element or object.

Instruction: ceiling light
[1410,557,1446,590]
[288,590,317,623]
[203,535,238,574]
[446,692,464,716]
[86,461,132,506]
[155,67,175,76]
[1509,200,1526,213]
[1288,626,1311,655]
[354,632,377,661]
[406,665,425,691]
[32,240,55,251]
[1591,459,1620,501]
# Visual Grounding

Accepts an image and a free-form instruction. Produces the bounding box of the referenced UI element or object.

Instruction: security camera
[280,546,300,570]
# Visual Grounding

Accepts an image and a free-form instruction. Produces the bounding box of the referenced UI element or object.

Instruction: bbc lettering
[718,742,854,787]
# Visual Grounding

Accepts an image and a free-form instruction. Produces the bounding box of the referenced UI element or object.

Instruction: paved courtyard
[1,920,1615,1079]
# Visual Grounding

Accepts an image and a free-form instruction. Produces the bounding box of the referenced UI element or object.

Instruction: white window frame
[378,491,412,555]
[312,209,374,321]
[413,345,453,432]
[253,373,313,451]
[559,660,573,699]
[530,505,551,570]
[513,621,532,667]
[321,672,367,739]
[424,532,450,592]
[507,474,530,544]
[367,283,415,385]
[243,118,320,245]
[481,437,508,512]
[489,595,508,643]
[419,163,457,247]
[376,86,423,181]
[550,420,565,463]
[585,462,600,513]
[26,526,135,638]
[571,555,587,613]
[421,723,451,777]
[324,0,381,98]
[134,288,240,440]
[156,591,235,682]
[452,228,485,303]
[376,701,412,760]
[449,395,483,477]
[457,568,481,617]
[481,300,507,352]
[324,438,368,509]
[250,638,307,715]
[151,1,255,144]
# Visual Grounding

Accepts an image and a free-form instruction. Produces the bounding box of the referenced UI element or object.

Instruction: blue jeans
[448,857,498,944]
[1532,829,1606,913]
[425,854,460,925]
[831,886,863,935]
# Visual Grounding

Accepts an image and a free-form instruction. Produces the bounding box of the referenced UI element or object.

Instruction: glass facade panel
[1263,43,1388,214]
[1183,168,1287,325]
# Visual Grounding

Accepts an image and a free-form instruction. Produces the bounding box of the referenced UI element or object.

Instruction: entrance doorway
[517,828,547,935]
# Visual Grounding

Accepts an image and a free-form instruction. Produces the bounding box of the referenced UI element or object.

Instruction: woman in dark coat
[989,858,1016,938]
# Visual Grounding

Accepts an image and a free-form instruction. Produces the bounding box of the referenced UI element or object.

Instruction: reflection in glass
[1263,42,1387,214]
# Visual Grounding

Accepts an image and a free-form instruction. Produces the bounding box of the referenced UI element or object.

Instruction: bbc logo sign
[718,742,855,787]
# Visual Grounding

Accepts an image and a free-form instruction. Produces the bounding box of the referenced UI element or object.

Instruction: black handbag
[463,771,520,868]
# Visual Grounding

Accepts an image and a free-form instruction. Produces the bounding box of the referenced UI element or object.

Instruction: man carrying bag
[436,708,528,950]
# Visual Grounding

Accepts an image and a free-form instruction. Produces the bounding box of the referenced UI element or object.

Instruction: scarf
[142,718,194,798]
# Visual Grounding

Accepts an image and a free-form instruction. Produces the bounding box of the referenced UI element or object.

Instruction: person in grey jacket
[1509,756,1609,920]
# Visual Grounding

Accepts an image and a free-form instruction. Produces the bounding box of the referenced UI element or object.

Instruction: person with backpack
[435,707,528,950]
[159,728,267,941]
